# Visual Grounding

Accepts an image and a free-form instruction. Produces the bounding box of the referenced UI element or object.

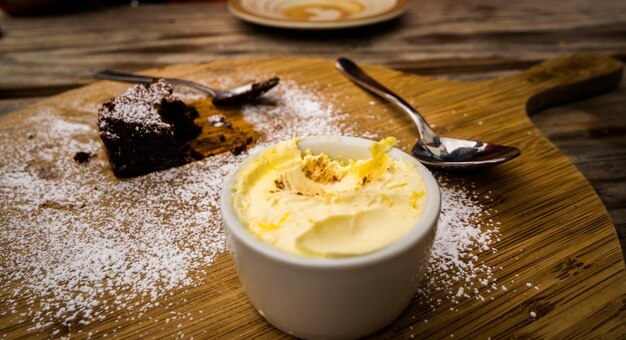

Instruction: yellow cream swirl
[233,137,427,258]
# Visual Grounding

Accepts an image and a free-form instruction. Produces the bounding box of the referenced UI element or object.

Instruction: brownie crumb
[230,143,247,155]
[73,151,92,164]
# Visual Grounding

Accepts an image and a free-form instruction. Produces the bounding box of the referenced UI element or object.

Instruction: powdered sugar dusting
[417,179,501,308]
[242,80,347,140]
[1,79,508,336]
[0,80,358,334]
[98,80,175,129]
[1,113,235,331]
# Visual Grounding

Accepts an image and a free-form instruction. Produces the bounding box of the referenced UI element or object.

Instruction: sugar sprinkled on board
[0,114,235,330]
[0,81,351,334]
[0,78,511,336]
[417,177,501,307]
[241,80,347,139]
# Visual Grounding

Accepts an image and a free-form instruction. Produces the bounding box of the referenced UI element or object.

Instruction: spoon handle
[335,58,438,143]
[95,69,158,84]
[94,70,219,97]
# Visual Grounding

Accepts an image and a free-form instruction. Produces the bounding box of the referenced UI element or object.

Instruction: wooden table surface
[0,0,624,332]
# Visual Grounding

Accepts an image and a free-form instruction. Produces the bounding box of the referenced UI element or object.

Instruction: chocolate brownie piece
[98,80,201,177]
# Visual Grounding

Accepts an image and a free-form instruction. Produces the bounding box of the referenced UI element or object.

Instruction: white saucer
[228,0,407,30]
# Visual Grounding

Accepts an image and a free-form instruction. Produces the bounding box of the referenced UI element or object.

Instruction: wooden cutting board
[0,54,624,338]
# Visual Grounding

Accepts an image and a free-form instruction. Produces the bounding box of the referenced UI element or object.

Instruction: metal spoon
[94,70,279,106]
[335,57,521,169]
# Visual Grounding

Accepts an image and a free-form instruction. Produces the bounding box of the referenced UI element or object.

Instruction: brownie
[98,80,201,177]
[73,151,92,163]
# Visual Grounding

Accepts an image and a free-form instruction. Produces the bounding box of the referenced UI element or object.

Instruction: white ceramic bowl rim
[221,135,441,268]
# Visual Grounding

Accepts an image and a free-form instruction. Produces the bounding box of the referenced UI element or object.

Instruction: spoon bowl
[412,136,521,169]
[335,57,521,169]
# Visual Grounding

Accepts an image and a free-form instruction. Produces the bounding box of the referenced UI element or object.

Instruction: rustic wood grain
[0,55,624,338]
[529,83,626,259]
[1,0,626,96]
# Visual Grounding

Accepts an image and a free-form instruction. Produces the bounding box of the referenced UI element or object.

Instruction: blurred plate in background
[228,0,407,30]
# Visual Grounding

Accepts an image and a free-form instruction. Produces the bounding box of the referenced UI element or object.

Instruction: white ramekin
[221,135,440,339]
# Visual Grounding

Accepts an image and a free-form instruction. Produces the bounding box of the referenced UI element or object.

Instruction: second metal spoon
[95,70,279,106]
[335,57,521,169]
